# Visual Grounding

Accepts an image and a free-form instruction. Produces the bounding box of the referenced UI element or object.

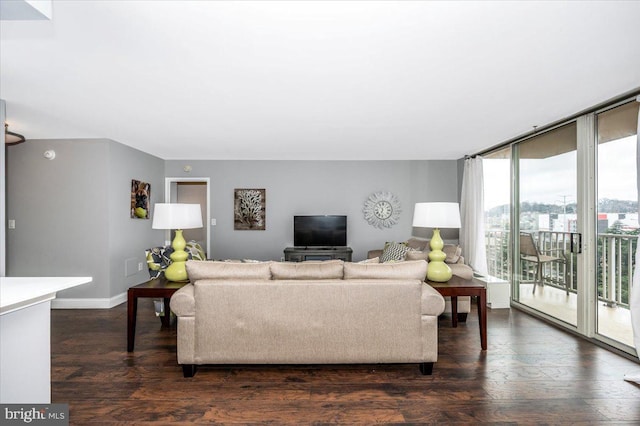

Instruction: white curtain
[460,156,488,275]
[624,96,640,382]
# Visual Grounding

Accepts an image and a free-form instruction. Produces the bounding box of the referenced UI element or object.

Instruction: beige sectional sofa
[170,259,446,377]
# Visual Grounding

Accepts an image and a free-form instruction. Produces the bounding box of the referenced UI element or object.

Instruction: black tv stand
[284,247,352,262]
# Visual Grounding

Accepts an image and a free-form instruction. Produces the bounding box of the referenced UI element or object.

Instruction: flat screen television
[294,215,347,247]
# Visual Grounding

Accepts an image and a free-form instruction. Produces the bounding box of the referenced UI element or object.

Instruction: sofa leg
[182,364,197,378]
[457,313,468,323]
[419,362,434,375]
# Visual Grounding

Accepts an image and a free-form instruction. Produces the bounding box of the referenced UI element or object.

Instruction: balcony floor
[518,282,634,348]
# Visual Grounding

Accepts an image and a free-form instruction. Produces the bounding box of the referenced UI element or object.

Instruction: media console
[284,247,353,262]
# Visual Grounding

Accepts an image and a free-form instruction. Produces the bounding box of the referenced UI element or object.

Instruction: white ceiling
[1,1,639,160]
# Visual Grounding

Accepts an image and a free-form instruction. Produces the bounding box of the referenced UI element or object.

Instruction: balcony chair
[519,232,565,294]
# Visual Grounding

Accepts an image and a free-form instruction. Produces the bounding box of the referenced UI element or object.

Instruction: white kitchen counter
[1,276,92,315]
[0,276,92,403]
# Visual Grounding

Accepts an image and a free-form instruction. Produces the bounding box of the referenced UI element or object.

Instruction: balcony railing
[485,230,511,281]
[485,230,637,308]
[598,233,637,308]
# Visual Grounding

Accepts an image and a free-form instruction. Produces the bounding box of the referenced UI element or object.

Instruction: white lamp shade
[412,202,461,229]
[152,203,203,230]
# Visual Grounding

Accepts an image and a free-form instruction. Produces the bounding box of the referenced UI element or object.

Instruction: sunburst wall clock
[363,191,402,229]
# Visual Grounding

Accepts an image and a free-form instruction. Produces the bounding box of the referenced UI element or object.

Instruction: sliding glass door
[487,96,639,355]
[513,123,579,326]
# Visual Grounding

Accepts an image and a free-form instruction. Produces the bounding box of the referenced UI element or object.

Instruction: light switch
[8,219,15,229]
[211,218,216,226]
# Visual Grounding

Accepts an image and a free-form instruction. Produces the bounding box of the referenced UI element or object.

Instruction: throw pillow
[145,246,171,279]
[185,241,206,261]
[147,242,206,279]
[380,241,411,263]
[358,257,380,264]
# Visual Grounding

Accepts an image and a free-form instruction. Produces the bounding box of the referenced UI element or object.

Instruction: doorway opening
[164,178,210,257]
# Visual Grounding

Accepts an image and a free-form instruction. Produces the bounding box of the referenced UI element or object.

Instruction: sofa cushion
[366,249,383,259]
[343,260,427,280]
[270,260,344,280]
[186,260,272,281]
[443,245,462,264]
[405,251,430,262]
[406,238,429,251]
[405,244,462,264]
[380,241,411,262]
[449,263,474,280]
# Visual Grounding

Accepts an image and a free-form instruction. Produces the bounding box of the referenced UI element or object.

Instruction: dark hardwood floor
[51,301,640,424]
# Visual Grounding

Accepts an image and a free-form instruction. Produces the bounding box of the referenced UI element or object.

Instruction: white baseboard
[51,292,127,309]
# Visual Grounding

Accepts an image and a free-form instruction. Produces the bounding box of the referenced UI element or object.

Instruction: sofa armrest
[170,284,195,317]
[367,249,383,259]
[421,283,445,316]
[449,263,474,280]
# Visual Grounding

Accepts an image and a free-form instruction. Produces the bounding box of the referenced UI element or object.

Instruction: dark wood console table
[127,277,189,352]
[284,247,353,262]
[429,276,487,350]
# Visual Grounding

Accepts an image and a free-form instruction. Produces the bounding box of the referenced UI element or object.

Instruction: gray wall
[5,149,459,302]
[107,141,165,298]
[1,100,6,276]
[164,160,459,262]
[6,138,164,300]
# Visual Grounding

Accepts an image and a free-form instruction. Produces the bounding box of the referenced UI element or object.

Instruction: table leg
[161,297,171,327]
[451,296,458,328]
[127,290,137,352]
[478,289,487,350]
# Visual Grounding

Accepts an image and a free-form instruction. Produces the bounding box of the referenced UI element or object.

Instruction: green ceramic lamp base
[426,228,453,282]
[164,229,189,282]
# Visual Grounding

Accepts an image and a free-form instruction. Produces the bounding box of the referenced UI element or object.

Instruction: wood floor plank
[49,300,640,424]
[483,379,640,400]
[399,399,609,423]
[202,400,405,424]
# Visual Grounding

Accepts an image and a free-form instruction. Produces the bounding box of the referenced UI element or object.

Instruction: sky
[483,135,637,210]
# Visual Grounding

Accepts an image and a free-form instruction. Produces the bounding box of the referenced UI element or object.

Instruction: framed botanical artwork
[234,188,266,230]
[131,179,150,219]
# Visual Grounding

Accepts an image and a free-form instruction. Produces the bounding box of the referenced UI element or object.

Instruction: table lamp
[152,203,203,282]
[412,202,461,282]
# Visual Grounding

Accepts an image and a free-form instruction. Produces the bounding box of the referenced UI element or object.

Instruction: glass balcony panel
[596,100,638,347]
